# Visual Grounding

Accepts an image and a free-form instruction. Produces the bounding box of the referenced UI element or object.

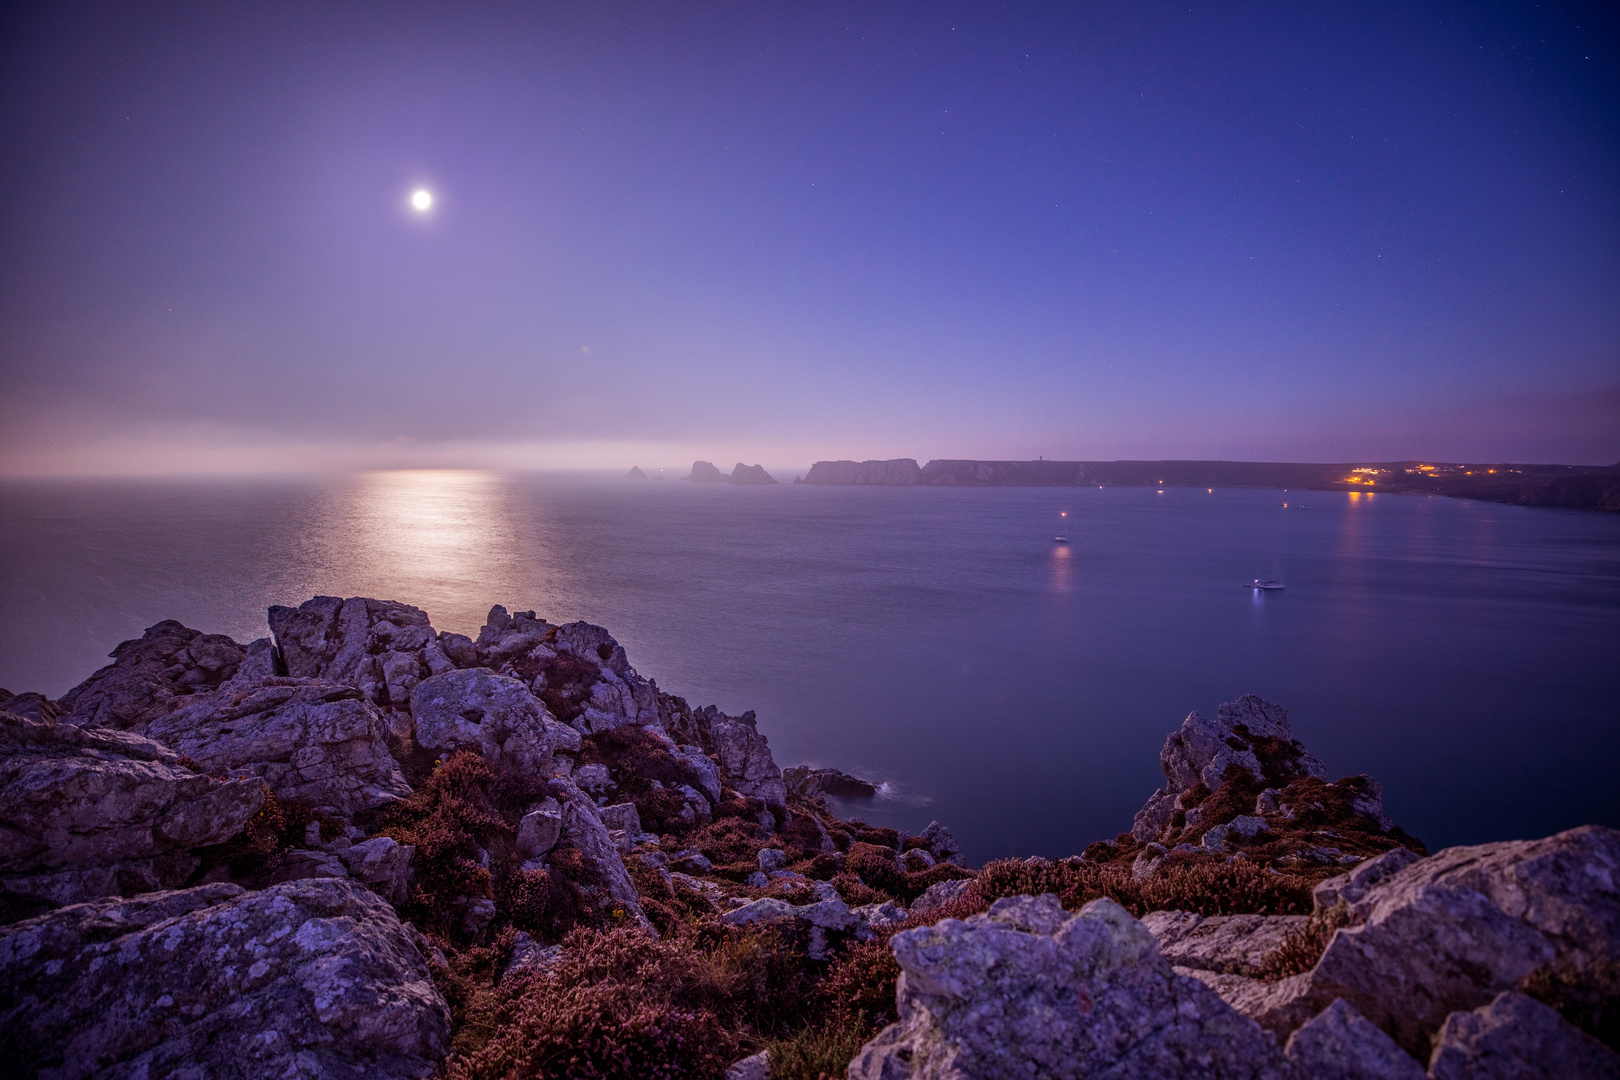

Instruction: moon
[410,189,433,212]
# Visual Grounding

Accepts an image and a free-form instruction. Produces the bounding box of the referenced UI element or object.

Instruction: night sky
[2,1,1616,474]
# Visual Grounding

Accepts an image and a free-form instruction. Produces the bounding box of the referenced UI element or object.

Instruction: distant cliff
[798,457,1620,509]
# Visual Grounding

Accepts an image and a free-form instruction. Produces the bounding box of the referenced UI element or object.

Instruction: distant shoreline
[793,457,1620,511]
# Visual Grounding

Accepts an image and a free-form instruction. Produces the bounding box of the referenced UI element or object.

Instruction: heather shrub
[830,872,891,907]
[191,788,341,884]
[380,752,512,938]
[691,817,771,866]
[975,855,1314,917]
[777,809,833,861]
[1259,901,1352,980]
[846,842,909,899]
[765,1018,869,1080]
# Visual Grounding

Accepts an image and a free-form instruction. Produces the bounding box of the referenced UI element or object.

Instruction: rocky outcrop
[549,776,648,927]
[269,596,454,709]
[0,689,61,722]
[408,668,572,773]
[802,458,923,485]
[0,713,263,910]
[1127,695,1418,868]
[142,677,411,816]
[687,460,727,482]
[728,463,777,484]
[849,893,1297,1079]
[0,877,450,1079]
[1282,999,1426,1080]
[56,620,249,729]
[702,707,786,810]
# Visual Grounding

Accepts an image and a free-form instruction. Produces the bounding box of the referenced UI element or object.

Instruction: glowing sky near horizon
[0,1,1616,474]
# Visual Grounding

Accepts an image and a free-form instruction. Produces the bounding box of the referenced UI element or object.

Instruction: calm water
[3,472,1617,863]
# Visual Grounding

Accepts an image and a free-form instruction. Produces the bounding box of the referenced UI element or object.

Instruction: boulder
[1283,999,1426,1080]
[268,596,450,708]
[337,836,416,907]
[517,799,563,861]
[599,802,641,835]
[1141,910,1309,978]
[56,620,248,729]
[911,878,974,917]
[0,877,450,1079]
[721,894,857,959]
[919,820,967,867]
[1427,991,1620,1079]
[142,677,411,816]
[847,894,1297,1079]
[1311,846,1422,912]
[0,713,263,910]
[408,668,564,774]
[726,1050,772,1080]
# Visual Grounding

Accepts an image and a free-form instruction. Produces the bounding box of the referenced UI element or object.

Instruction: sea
[3,470,1617,864]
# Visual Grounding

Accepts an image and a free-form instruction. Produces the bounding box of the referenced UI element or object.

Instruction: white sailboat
[1054,511,1070,543]
[1245,558,1285,590]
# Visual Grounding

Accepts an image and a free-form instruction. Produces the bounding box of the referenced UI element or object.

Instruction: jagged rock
[783,765,878,799]
[1203,815,1269,852]
[1311,846,1422,912]
[1218,826,1620,1056]
[143,677,411,816]
[265,847,350,885]
[0,690,62,723]
[1141,910,1309,978]
[338,836,415,907]
[518,799,563,860]
[268,596,445,708]
[911,878,974,916]
[474,606,552,666]
[848,894,1297,1079]
[728,463,777,484]
[56,620,248,729]
[1283,999,1427,1080]
[0,878,450,1079]
[675,745,722,802]
[408,668,564,774]
[550,777,647,927]
[726,1049,771,1080]
[574,763,612,791]
[600,802,641,835]
[1132,843,1168,880]
[1161,695,1326,794]
[758,847,787,871]
[918,820,968,867]
[687,460,726,482]
[854,901,910,936]
[701,707,786,809]
[504,931,563,978]
[438,632,478,667]
[1428,991,1620,1079]
[0,714,263,911]
[670,849,714,873]
[1131,788,1178,843]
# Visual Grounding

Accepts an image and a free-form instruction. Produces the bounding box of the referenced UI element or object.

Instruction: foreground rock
[1185,826,1620,1059]
[142,677,411,816]
[408,668,574,773]
[848,893,1297,1079]
[0,713,263,911]
[0,877,450,1079]
[1427,991,1620,1079]
[270,596,455,709]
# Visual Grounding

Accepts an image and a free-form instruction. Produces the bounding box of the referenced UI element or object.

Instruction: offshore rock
[408,668,563,773]
[802,458,923,485]
[56,620,247,729]
[0,878,450,1079]
[0,713,263,911]
[143,677,410,816]
[729,462,778,484]
[784,765,878,800]
[1427,991,1620,1079]
[848,894,1297,1079]
[688,460,727,482]
[1282,999,1426,1080]
[269,596,452,709]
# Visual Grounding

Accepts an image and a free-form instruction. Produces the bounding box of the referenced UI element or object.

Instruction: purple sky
[2,1,1616,474]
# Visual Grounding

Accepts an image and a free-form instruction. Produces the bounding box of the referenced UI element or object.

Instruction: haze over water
[2,471,1616,864]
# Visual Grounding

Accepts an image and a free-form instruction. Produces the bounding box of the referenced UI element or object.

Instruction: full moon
[410,189,433,212]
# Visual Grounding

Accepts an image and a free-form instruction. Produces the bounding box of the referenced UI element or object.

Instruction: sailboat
[1245,558,1285,590]
[1054,511,1070,543]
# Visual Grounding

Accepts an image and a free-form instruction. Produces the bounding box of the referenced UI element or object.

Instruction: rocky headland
[687,461,779,485]
[799,457,1620,510]
[1,600,1615,1079]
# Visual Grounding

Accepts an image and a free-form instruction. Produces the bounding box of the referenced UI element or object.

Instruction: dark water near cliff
[3,471,1617,863]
